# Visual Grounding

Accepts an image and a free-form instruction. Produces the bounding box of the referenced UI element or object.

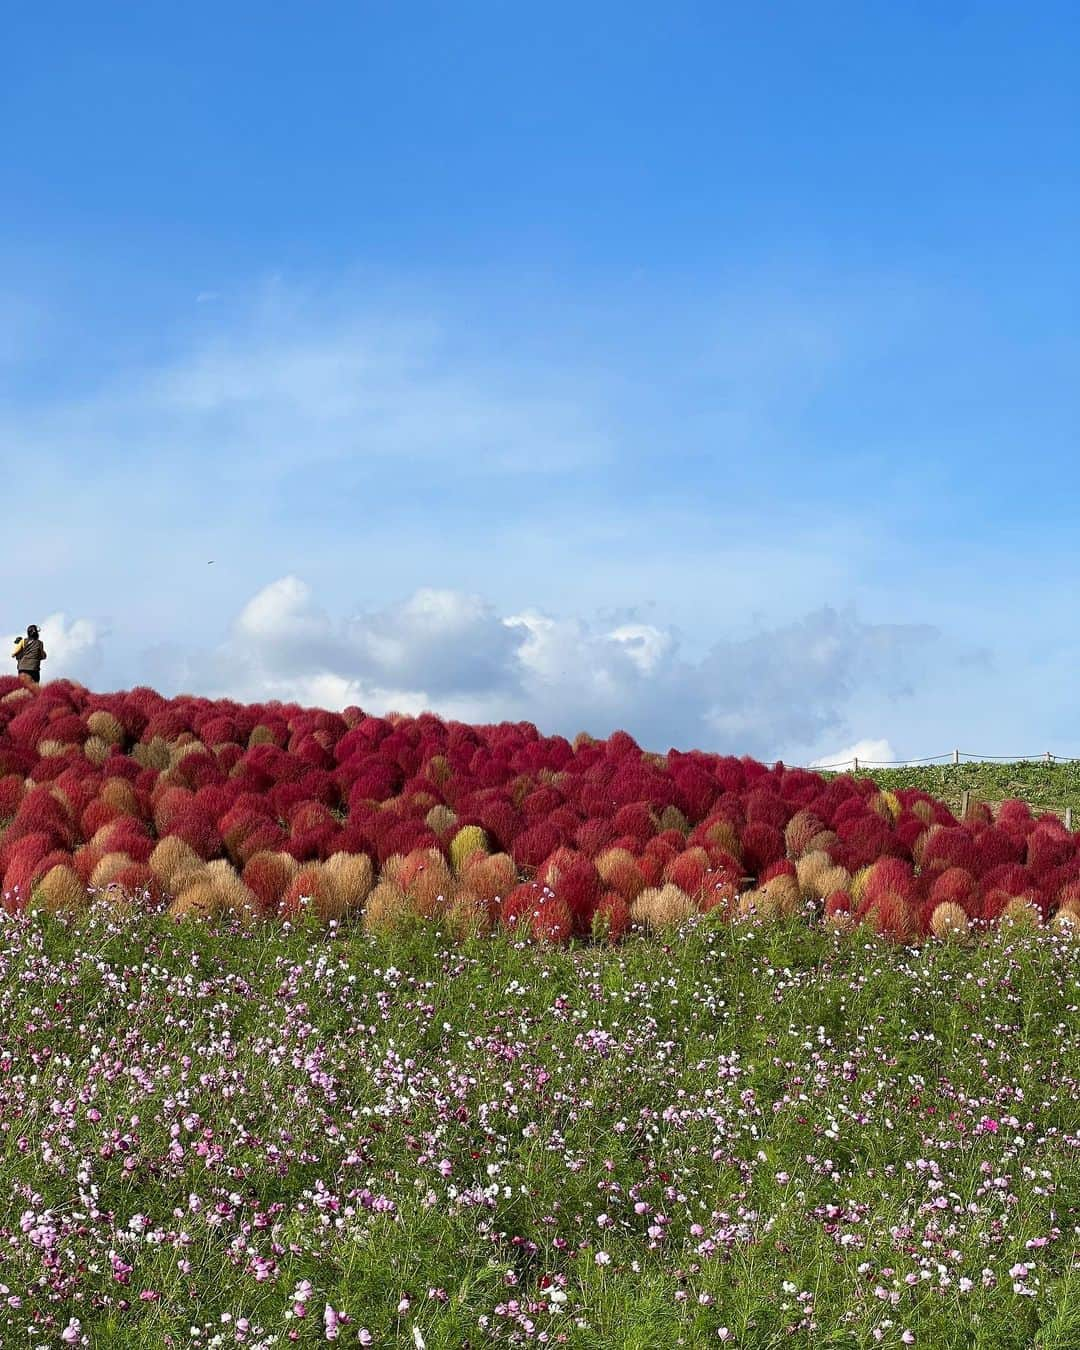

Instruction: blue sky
[3,3,1079,761]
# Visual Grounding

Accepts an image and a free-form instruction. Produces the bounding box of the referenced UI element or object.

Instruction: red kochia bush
[11,787,79,850]
[981,863,1031,897]
[166,806,223,861]
[997,800,1034,835]
[612,803,656,845]
[975,827,1026,871]
[663,849,710,897]
[152,786,195,836]
[593,891,630,941]
[374,820,439,864]
[744,789,790,830]
[920,828,979,876]
[197,716,241,747]
[94,818,154,864]
[574,817,619,857]
[836,815,904,869]
[929,867,978,911]
[0,775,25,819]
[513,822,565,871]
[2,833,55,901]
[739,822,785,874]
[862,857,916,905]
[1027,826,1076,874]
[502,883,573,945]
[538,852,601,934]
[287,824,342,863]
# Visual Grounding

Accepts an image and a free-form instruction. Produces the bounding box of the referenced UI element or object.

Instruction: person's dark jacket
[15,638,46,674]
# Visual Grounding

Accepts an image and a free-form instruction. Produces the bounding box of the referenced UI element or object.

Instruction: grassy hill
[862,760,1080,821]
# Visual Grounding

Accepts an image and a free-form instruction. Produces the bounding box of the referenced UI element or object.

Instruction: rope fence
[785,750,1080,773]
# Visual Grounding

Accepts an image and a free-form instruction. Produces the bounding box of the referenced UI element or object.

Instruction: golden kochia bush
[168,878,225,921]
[870,790,901,821]
[89,852,133,889]
[1051,904,1080,936]
[595,847,646,901]
[739,872,802,922]
[1002,897,1042,929]
[150,836,203,889]
[379,853,407,887]
[205,859,259,919]
[323,851,374,916]
[445,890,492,941]
[784,809,825,859]
[86,710,124,745]
[630,883,695,930]
[699,818,742,862]
[930,901,969,939]
[362,880,412,936]
[164,860,254,923]
[37,864,87,913]
[83,736,112,766]
[277,855,375,924]
[657,804,688,835]
[425,804,457,835]
[38,739,75,759]
[796,850,844,900]
[806,828,839,856]
[849,865,872,904]
[132,737,171,771]
[101,777,140,816]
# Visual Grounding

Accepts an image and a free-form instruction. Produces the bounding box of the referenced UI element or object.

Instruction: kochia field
[2,676,1080,943]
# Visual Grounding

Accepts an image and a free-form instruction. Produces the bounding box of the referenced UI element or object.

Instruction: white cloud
[811,738,899,771]
[154,577,936,756]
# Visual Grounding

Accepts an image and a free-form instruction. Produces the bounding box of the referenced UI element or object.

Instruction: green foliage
[449,823,488,873]
[860,760,1080,819]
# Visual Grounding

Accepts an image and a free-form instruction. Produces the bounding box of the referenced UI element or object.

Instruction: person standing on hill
[12,625,46,683]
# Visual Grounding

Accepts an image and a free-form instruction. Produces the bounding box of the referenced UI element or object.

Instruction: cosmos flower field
[2,681,1080,1347]
[3,913,1079,1348]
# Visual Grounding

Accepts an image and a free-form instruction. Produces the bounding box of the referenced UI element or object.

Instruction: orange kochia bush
[0,677,1078,941]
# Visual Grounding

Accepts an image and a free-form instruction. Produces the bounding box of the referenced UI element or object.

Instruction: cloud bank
[133,576,937,758]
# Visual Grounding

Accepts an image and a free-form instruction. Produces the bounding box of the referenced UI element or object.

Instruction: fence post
[960,790,970,820]
[852,756,858,773]
[1046,751,1053,764]
[953,748,960,765]
[1067,807,1073,832]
